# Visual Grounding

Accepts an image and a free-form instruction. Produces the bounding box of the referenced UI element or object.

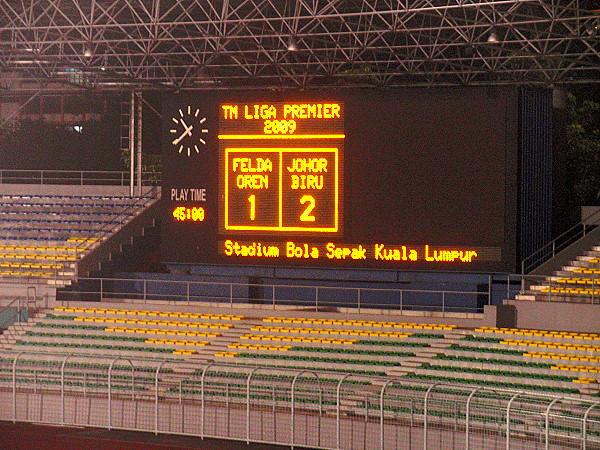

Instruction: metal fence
[57,275,524,314]
[57,272,599,316]
[3,268,596,318]
[0,169,160,186]
[0,351,598,449]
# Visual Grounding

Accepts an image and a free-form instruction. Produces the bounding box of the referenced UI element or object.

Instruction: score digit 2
[299,195,316,222]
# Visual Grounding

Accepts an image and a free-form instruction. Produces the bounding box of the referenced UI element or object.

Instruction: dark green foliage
[566,92,600,205]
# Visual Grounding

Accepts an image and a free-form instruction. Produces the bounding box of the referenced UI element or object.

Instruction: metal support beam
[136,90,142,197]
[0,1,596,90]
[129,90,135,197]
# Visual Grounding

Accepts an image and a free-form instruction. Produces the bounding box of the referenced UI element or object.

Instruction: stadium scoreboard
[162,89,519,272]
[220,101,343,233]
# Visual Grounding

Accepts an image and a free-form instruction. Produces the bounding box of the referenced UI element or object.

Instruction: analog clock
[169,106,209,156]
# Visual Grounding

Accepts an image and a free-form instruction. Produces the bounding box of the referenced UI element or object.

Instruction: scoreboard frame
[223,147,340,233]
[161,88,520,273]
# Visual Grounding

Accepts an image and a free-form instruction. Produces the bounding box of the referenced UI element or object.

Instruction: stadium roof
[0,0,599,92]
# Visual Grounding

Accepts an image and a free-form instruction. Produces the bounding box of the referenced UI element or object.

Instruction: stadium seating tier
[1,303,598,398]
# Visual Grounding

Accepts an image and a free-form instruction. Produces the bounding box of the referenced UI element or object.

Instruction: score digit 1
[248,195,256,221]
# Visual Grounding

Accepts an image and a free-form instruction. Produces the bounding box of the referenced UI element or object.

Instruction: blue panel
[519,88,553,262]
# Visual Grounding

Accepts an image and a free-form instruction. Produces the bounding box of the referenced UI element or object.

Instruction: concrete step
[5,324,31,334]
[385,368,410,377]
[444,332,470,339]
[577,254,600,261]
[57,271,76,277]
[47,279,71,286]
[430,359,599,377]
[399,357,435,366]
[529,284,553,291]
[557,270,600,278]
[568,260,600,269]
[515,294,536,301]
[578,387,600,396]
[27,317,45,324]
[413,367,594,391]
[428,341,456,348]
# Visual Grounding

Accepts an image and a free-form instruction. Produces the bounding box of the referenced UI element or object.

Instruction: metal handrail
[0,169,161,186]
[0,297,26,329]
[55,271,600,309]
[521,206,600,274]
[57,273,527,314]
[0,268,593,310]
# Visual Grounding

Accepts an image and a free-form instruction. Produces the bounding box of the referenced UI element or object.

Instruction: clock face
[169,105,209,156]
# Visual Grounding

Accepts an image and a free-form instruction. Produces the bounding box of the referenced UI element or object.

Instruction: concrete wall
[505,299,600,333]
[582,206,600,225]
[49,298,513,329]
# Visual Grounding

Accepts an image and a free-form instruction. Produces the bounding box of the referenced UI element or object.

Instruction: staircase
[517,244,600,303]
[0,315,40,346]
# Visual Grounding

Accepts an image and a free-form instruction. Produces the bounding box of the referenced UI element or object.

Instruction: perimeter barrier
[0,351,598,449]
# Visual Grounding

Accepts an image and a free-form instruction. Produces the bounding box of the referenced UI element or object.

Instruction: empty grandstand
[0,187,158,284]
[1,297,599,448]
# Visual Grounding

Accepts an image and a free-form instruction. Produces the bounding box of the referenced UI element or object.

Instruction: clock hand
[180,118,194,135]
[172,119,194,146]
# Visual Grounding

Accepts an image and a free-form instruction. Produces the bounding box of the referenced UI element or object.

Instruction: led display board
[162,88,519,272]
